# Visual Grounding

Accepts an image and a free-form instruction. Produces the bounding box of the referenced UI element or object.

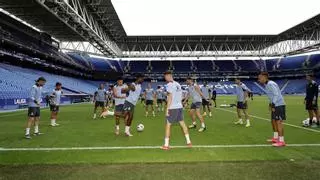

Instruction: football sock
[185,134,191,144]
[116,125,120,130]
[34,126,39,133]
[51,119,55,125]
[246,119,250,124]
[125,126,130,133]
[279,136,284,142]
[192,122,196,125]
[239,119,243,122]
[273,132,279,139]
[164,138,169,147]
[201,123,205,128]
[25,128,30,135]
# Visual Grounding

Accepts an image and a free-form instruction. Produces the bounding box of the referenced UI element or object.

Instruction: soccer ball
[137,124,144,132]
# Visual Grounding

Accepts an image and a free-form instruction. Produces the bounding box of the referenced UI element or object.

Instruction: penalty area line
[216,108,320,133]
[1,144,320,151]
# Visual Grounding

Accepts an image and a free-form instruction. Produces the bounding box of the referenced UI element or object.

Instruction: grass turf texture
[0,95,319,179]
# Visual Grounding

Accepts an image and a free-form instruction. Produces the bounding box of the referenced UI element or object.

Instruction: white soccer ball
[137,124,144,132]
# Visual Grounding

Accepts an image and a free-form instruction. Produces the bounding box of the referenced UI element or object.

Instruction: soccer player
[144,83,156,117]
[162,71,192,150]
[258,72,286,147]
[93,83,107,119]
[211,87,217,107]
[25,77,46,139]
[122,74,144,136]
[156,86,164,112]
[304,74,319,127]
[113,77,127,135]
[201,82,212,117]
[184,77,207,132]
[234,78,251,127]
[49,82,63,127]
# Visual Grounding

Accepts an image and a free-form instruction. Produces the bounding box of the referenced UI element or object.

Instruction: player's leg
[34,108,41,135]
[213,98,217,107]
[151,101,155,117]
[207,102,212,117]
[25,110,35,139]
[179,121,192,147]
[314,109,320,126]
[145,101,149,117]
[188,109,197,129]
[162,122,171,150]
[243,109,250,127]
[202,100,207,116]
[93,102,98,119]
[235,106,243,124]
[268,108,279,143]
[308,109,314,126]
[274,120,285,146]
[195,107,206,132]
[114,105,122,135]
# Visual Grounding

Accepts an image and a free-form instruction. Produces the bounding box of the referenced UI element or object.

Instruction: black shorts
[146,100,153,105]
[271,105,286,121]
[28,107,40,117]
[305,100,318,110]
[191,102,202,109]
[202,99,210,106]
[157,99,163,104]
[115,104,124,113]
[166,108,184,124]
[123,101,135,113]
[95,101,105,108]
[50,105,60,112]
[237,102,247,109]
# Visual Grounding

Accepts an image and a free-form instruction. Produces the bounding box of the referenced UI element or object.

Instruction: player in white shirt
[144,83,156,117]
[49,82,63,127]
[113,77,127,135]
[162,71,192,150]
[122,74,144,136]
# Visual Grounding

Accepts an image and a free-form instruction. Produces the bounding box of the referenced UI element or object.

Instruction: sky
[112,0,320,36]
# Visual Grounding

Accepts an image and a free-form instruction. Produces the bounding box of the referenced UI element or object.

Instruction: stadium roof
[0,0,320,57]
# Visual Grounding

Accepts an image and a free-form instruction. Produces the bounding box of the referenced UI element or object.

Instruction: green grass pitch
[0,96,320,180]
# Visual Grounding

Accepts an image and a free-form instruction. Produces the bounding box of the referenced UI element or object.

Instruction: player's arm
[195,85,204,98]
[166,92,172,116]
[269,84,280,111]
[183,92,189,104]
[93,91,98,102]
[312,83,318,104]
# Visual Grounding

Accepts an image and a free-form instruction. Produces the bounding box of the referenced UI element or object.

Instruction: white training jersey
[114,84,127,105]
[125,83,142,105]
[166,81,183,109]
[51,89,63,105]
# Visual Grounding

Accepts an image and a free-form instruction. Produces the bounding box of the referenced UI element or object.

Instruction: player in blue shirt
[25,77,46,139]
[234,78,251,127]
[258,72,286,147]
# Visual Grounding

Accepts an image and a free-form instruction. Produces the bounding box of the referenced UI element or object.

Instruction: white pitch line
[216,108,320,133]
[1,144,320,151]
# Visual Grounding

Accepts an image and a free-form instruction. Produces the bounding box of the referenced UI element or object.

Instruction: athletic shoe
[188,124,197,129]
[202,112,207,116]
[34,132,43,136]
[161,146,170,150]
[245,123,251,128]
[25,134,31,139]
[272,141,286,147]
[198,127,206,132]
[187,143,192,148]
[115,129,120,135]
[234,120,243,125]
[267,138,279,143]
[125,132,133,137]
[93,114,97,119]
[50,123,60,127]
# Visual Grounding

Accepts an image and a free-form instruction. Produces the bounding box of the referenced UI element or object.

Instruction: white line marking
[1,144,320,151]
[216,108,320,133]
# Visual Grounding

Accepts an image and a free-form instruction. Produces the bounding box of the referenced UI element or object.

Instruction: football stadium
[0,0,320,179]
